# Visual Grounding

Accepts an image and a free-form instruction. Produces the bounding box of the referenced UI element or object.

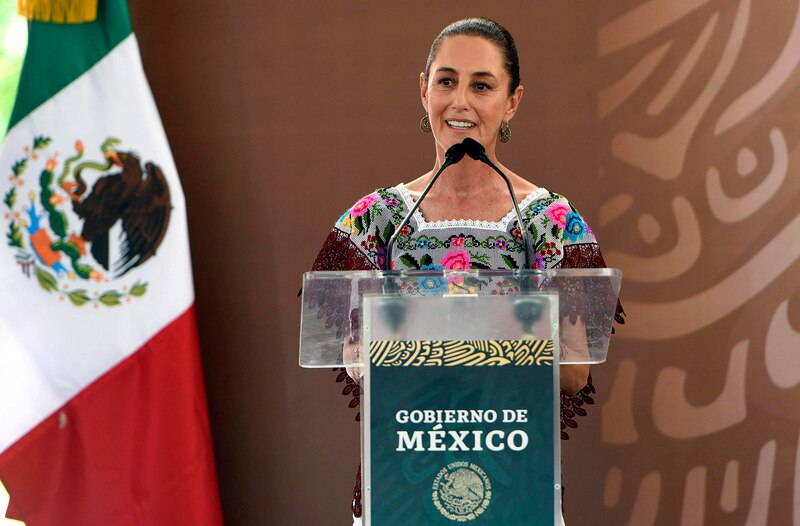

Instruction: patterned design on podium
[369,339,554,367]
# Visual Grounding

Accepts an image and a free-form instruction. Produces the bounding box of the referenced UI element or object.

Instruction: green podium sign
[364,339,559,524]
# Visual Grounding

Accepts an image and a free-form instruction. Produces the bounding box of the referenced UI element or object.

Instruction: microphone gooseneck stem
[477,154,532,271]
[385,145,464,271]
[385,163,449,271]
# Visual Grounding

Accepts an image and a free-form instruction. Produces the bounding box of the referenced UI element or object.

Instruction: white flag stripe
[0,35,194,453]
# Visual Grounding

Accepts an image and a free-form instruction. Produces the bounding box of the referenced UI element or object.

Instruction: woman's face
[421,35,523,156]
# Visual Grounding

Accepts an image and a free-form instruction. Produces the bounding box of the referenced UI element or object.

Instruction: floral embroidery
[335,188,599,274]
[441,250,471,270]
[417,264,448,294]
[564,212,586,242]
[375,247,388,269]
[447,281,476,294]
[531,202,547,215]
[342,214,355,234]
[351,193,379,217]
[546,202,570,228]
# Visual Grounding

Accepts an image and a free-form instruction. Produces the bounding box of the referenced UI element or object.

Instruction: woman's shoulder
[523,188,597,246]
[523,188,586,216]
[334,187,407,232]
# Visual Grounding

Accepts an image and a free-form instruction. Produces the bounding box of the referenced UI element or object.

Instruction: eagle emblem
[3,136,172,307]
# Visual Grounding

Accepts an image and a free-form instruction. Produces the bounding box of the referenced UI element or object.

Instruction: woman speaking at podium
[311,17,623,525]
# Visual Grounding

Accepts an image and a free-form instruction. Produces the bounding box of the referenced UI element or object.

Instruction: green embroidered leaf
[420,254,433,267]
[470,252,491,266]
[4,187,15,208]
[502,254,518,269]
[465,277,483,288]
[6,221,22,248]
[33,136,52,150]
[382,223,394,246]
[67,289,91,306]
[529,224,539,243]
[129,281,148,297]
[35,266,58,292]
[363,209,371,230]
[12,159,27,176]
[470,261,491,270]
[353,215,364,233]
[399,254,420,269]
[98,290,122,306]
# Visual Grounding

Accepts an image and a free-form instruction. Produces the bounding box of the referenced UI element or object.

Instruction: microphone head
[444,142,466,164]
[461,137,485,160]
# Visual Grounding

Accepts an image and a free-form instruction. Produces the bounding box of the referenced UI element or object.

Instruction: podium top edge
[304,268,621,279]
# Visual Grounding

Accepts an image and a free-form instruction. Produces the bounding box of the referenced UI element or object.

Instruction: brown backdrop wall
[128,1,800,524]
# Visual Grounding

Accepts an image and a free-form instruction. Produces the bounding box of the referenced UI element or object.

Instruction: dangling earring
[420,113,432,133]
[499,121,511,143]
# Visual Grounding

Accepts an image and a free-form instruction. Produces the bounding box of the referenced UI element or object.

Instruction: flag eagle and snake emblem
[3,135,171,307]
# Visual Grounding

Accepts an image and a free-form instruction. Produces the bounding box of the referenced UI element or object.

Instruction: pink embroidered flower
[451,236,466,247]
[546,202,570,228]
[440,250,471,270]
[350,193,379,217]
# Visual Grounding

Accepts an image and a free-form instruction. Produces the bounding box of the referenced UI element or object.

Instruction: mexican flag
[0,0,223,523]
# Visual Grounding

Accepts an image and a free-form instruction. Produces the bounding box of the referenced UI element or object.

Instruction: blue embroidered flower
[418,264,447,294]
[564,212,587,242]
[417,238,429,249]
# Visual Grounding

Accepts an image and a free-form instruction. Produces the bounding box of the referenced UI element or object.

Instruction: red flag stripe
[0,306,222,525]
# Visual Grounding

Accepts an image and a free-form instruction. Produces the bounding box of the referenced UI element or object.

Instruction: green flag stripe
[8,0,132,130]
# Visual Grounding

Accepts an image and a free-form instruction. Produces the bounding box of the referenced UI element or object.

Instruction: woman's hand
[343,338,363,384]
[559,363,590,395]
[559,315,591,394]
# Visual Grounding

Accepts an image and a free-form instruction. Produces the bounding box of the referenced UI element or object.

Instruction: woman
[311,17,623,525]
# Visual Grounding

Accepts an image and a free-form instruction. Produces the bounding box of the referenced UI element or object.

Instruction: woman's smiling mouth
[446,120,475,129]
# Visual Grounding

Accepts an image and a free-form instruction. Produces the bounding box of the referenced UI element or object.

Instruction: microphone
[461,138,532,270]
[384,142,466,270]
[461,138,539,331]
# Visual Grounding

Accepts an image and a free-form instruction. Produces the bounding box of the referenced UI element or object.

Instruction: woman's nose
[451,84,470,110]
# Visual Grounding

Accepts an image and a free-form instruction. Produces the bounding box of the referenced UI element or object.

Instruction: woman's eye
[474,82,490,91]
[438,78,454,87]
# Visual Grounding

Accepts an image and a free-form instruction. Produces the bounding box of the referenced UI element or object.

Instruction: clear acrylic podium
[300,269,621,525]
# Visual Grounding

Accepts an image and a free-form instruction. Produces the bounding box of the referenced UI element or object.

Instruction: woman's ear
[420,72,429,110]
[505,84,524,122]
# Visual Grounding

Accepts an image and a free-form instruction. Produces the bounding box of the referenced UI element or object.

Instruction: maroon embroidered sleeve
[308,228,373,423]
[309,228,377,518]
[311,229,376,272]
[555,242,625,439]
